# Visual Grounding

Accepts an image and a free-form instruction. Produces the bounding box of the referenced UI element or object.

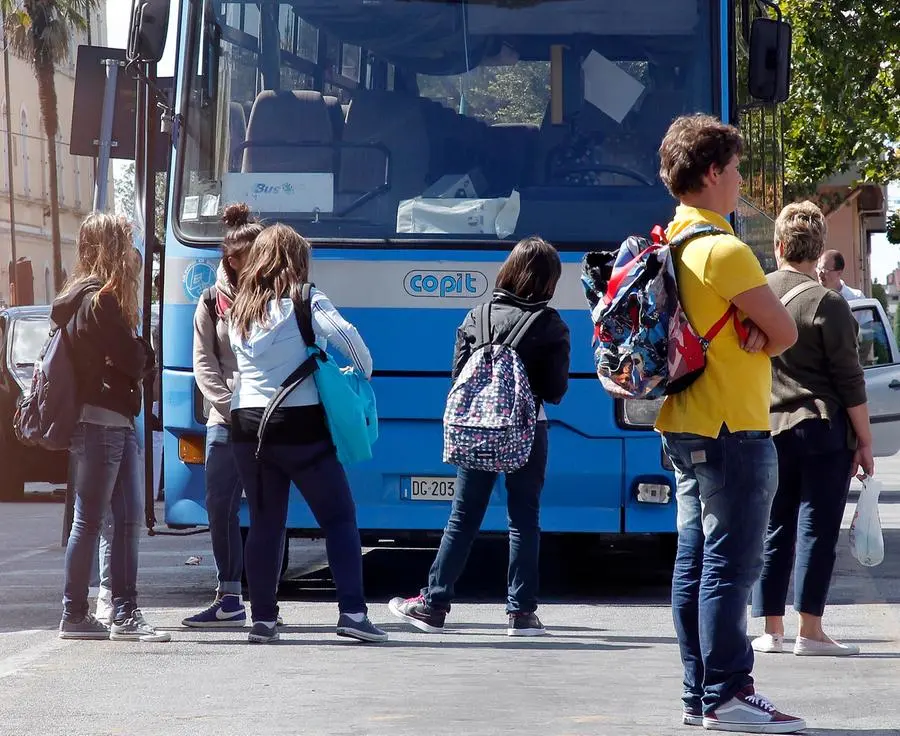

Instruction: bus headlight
[619,398,664,428]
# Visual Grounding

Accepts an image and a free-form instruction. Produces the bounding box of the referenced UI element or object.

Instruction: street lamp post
[2,9,19,305]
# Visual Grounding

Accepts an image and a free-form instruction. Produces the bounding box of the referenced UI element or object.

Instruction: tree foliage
[893,301,900,348]
[887,211,900,246]
[1,0,99,295]
[872,281,889,313]
[781,1,900,198]
[114,162,169,247]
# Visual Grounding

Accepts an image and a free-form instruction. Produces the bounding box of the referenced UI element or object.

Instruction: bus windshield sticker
[222,173,335,214]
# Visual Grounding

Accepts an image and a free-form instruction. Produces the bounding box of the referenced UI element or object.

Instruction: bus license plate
[409,477,456,501]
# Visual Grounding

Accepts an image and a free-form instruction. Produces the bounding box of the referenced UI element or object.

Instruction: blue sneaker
[336,613,388,643]
[182,595,247,628]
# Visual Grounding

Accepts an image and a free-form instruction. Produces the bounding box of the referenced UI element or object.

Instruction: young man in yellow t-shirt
[655,115,802,733]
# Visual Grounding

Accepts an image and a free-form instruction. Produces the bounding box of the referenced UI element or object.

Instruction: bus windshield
[176,0,714,246]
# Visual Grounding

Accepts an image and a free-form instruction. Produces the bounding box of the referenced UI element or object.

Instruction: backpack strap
[669,225,743,345]
[293,282,317,347]
[502,309,544,349]
[201,286,219,326]
[200,286,220,359]
[780,280,819,306]
[667,224,728,248]
[474,302,492,346]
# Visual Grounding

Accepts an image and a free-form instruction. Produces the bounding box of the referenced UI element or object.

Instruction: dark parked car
[0,306,68,501]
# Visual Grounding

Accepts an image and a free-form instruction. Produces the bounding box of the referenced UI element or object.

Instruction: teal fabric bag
[294,285,377,465]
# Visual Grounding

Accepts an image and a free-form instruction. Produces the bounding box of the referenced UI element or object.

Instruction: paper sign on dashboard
[222,173,334,213]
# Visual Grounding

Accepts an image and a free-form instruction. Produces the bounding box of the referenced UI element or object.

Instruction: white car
[850,298,900,457]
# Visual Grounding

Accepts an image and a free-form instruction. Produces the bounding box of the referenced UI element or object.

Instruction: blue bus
[158,0,789,545]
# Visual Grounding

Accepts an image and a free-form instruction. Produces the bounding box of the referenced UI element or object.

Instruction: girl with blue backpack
[389,236,570,637]
[227,223,386,644]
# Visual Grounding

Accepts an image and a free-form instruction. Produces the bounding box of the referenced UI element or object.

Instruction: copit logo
[404,271,489,299]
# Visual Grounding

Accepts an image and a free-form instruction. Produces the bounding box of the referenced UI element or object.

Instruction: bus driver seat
[242,90,334,175]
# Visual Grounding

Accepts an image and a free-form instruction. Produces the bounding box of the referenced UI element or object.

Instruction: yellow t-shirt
[654,205,771,438]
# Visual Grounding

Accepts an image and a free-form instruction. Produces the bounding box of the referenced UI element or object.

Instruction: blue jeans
[662,429,778,715]
[424,422,548,615]
[63,423,142,622]
[752,416,854,618]
[232,440,366,622]
[206,424,243,596]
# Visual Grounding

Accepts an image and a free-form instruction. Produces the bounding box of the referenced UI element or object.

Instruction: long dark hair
[221,203,264,287]
[495,236,562,302]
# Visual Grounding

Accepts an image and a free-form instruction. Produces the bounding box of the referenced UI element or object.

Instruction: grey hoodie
[192,262,239,426]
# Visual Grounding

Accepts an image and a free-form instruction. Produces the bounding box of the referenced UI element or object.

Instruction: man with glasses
[817,250,864,301]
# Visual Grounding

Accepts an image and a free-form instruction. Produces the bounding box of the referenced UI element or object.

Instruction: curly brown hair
[659,114,744,198]
[221,202,264,288]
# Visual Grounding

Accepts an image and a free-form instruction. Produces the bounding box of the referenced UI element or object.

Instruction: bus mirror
[748,17,792,103]
[128,0,170,64]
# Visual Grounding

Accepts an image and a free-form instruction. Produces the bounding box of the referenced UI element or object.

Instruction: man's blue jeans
[206,424,243,596]
[63,423,142,622]
[662,429,778,715]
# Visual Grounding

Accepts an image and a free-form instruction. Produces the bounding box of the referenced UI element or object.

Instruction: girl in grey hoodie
[183,203,263,628]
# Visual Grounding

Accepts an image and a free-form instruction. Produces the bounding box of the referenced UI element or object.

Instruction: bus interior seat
[340,91,431,221]
[487,123,539,194]
[242,90,334,174]
[228,102,247,173]
[322,95,345,141]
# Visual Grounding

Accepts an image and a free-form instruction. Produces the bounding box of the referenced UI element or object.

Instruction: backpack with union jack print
[581,223,747,400]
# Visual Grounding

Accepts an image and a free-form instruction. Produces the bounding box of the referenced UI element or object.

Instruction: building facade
[0,5,112,306]
[815,176,887,298]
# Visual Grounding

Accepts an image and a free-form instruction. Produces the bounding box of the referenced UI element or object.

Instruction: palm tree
[2,0,98,294]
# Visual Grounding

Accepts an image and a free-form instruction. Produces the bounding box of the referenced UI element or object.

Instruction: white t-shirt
[840,281,864,301]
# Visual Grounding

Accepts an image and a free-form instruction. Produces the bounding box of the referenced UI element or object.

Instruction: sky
[103,4,900,281]
[105,2,178,188]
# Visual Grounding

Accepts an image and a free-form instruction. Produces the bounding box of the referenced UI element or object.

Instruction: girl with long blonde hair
[228,223,386,644]
[57,213,168,642]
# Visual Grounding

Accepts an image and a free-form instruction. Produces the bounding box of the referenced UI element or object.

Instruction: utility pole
[2,8,19,305]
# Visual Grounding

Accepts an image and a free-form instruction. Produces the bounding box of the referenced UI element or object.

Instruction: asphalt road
[0,465,898,736]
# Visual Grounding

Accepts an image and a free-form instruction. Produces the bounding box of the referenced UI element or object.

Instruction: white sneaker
[94,588,114,625]
[703,686,805,733]
[751,633,784,654]
[793,636,859,657]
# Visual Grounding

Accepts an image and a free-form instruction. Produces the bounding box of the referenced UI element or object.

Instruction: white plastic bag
[848,476,884,567]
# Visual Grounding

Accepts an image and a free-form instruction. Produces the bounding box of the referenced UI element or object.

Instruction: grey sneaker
[248,621,279,644]
[336,613,388,643]
[110,609,172,642]
[508,612,547,637]
[59,614,110,640]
